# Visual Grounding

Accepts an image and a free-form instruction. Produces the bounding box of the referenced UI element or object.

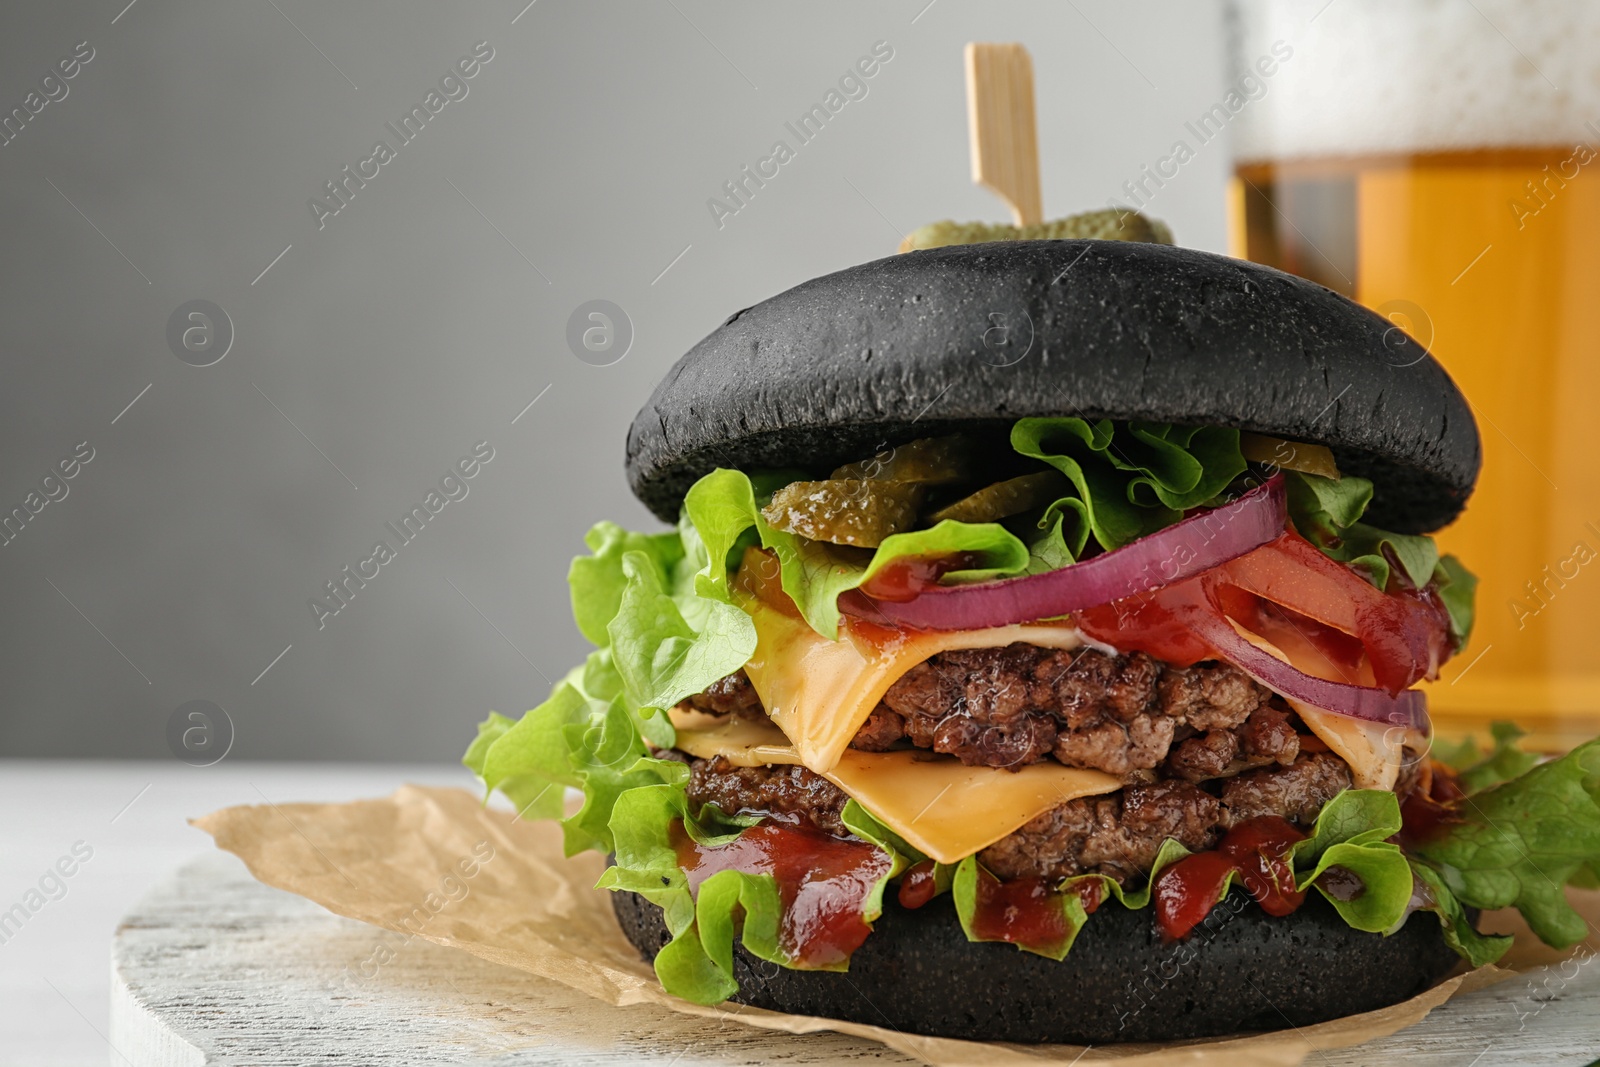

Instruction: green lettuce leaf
[474,649,680,855]
[1412,738,1600,948]
[607,549,755,742]
[1011,418,1246,553]
[1409,861,1514,967]
[597,782,747,1003]
[682,468,764,599]
[1433,554,1478,644]
[1285,468,1373,532]
[1285,470,1439,586]
[471,505,758,854]
[1293,787,1402,855]
[568,522,684,647]
[1289,790,1414,932]
[1023,510,1079,572]
[1091,837,1196,910]
[1447,722,1545,795]
[839,800,923,873]
[1301,840,1414,932]
[1340,523,1441,591]
[463,711,564,822]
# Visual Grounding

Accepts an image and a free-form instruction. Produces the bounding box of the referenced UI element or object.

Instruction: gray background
[0,0,1234,761]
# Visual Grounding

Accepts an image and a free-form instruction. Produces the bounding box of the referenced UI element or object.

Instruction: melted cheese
[1292,706,1413,792]
[671,712,802,767]
[1230,625,1427,790]
[739,596,1085,773]
[824,751,1121,863]
[671,711,1121,863]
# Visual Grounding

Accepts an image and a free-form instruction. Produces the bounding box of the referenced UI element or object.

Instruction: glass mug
[1226,0,1600,748]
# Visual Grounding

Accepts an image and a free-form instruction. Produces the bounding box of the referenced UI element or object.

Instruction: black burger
[465,228,1600,1044]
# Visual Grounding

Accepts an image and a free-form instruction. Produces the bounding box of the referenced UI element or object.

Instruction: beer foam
[1230,0,1600,160]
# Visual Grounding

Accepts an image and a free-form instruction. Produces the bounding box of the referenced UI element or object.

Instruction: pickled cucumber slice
[761,479,925,548]
[829,435,977,486]
[927,471,1071,524]
[899,208,1174,253]
[1240,432,1342,480]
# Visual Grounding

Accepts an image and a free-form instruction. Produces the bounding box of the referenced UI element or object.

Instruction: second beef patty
[683,750,1355,884]
[687,644,1301,778]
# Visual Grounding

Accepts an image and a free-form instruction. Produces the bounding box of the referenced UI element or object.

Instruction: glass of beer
[1226,0,1600,748]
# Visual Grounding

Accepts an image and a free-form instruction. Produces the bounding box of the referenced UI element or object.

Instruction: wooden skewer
[965,42,1043,228]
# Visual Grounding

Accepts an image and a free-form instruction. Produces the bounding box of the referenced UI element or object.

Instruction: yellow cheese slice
[671,711,1122,863]
[739,595,1087,774]
[1292,706,1415,792]
[670,711,802,767]
[823,750,1121,863]
[1230,624,1426,791]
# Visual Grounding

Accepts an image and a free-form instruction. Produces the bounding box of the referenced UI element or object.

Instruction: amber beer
[1228,146,1600,746]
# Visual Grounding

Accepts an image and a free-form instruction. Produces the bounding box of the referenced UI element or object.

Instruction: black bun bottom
[612,887,1460,1044]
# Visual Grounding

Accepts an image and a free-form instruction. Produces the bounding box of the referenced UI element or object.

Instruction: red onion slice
[1178,597,1431,732]
[839,474,1287,631]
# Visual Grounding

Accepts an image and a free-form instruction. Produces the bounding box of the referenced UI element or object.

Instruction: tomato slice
[1215,531,1449,691]
[1080,529,1453,695]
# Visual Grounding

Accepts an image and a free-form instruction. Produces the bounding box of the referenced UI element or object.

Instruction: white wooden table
[7,760,1600,1066]
[105,852,1600,1067]
[0,760,469,1067]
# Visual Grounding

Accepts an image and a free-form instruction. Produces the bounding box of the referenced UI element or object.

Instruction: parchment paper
[194,785,1594,1067]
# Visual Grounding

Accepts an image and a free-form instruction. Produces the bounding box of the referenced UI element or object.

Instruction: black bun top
[627,241,1480,532]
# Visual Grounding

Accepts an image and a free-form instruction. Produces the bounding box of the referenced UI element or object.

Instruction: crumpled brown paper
[194,785,1591,1067]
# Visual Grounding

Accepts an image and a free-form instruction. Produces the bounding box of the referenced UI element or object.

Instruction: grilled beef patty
[686,646,1294,776]
[681,750,1354,885]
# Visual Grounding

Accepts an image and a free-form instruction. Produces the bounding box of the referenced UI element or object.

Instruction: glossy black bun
[626,241,1479,533]
[612,886,1460,1045]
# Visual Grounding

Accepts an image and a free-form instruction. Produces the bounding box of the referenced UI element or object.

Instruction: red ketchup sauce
[897,860,938,909]
[1153,817,1308,941]
[968,869,1080,956]
[674,821,892,968]
[858,551,988,603]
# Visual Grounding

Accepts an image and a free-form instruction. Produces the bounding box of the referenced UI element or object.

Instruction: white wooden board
[110,852,1600,1066]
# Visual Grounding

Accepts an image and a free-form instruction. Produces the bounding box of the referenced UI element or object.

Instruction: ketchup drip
[897,860,938,909]
[674,821,892,968]
[969,868,1077,956]
[1154,817,1308,941]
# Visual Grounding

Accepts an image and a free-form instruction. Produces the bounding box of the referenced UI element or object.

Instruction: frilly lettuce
[1435,720,1542,794]
[465,510,754,855]
[1413,736,1600,949]
[1012,418,1246,558]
